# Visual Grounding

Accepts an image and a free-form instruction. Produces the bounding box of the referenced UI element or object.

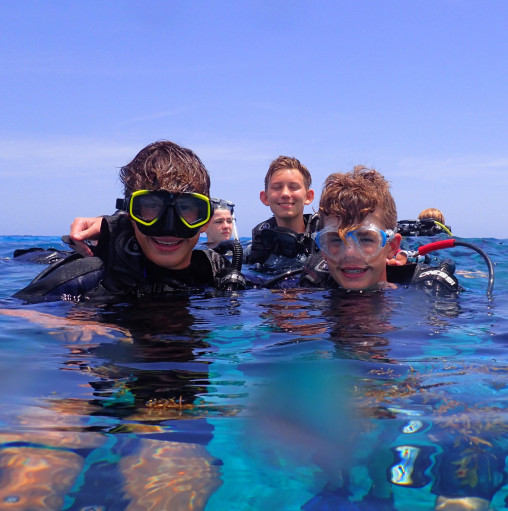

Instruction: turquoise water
[0,235,507,510]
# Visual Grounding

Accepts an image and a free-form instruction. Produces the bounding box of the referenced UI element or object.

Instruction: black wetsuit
[299,253,461,294]
[14,215,232,303]
[245,213,320,267]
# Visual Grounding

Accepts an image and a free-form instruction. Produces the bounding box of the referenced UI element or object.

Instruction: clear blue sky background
[2,1,507,238]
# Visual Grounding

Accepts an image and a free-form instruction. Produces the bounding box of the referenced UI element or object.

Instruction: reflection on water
[0,236,507,510]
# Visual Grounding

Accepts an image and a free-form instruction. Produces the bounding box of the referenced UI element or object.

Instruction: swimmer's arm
[0,308,132,343]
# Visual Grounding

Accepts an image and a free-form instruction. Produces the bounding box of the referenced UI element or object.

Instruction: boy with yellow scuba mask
[15,141,243,303]
[118,190,212,238]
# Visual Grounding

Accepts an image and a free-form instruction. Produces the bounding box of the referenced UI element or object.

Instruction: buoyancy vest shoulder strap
[304,213,320,236]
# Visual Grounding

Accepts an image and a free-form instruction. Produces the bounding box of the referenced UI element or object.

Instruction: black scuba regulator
[406,239,494,297]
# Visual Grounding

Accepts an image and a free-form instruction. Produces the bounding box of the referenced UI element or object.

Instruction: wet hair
[418,208,445,224]
[319,166,397,239]
[120,140,211,197]
[264,155,312,190]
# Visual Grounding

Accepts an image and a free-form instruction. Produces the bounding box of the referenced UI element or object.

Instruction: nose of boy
[280,185,291,197]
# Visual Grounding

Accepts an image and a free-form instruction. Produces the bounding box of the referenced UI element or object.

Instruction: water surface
[0,235,507,510]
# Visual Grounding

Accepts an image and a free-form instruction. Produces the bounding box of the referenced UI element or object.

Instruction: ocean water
[0,235,508,510]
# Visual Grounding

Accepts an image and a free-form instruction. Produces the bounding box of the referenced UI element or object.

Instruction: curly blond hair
[319,166,397,239]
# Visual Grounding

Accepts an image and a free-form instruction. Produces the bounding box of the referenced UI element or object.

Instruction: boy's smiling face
[127,187,212,270]
[260,168,314,229]
[132,221,206,270]
[321,210,401,291]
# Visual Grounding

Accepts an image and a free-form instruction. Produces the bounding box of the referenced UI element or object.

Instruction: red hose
[417,239,456,255]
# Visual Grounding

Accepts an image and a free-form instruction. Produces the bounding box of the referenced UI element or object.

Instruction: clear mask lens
[316,223,394,262]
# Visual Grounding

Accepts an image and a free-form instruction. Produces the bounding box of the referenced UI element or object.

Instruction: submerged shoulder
[13,255,105,302]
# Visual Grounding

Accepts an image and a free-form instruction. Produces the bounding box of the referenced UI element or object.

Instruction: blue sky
[2,1,507,239]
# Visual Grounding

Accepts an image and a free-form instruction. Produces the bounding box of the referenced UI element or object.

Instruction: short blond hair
[264,156,312,190]
[418,208,445,224]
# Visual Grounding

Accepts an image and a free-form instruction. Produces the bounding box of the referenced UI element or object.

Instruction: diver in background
[204,199,234,248]
[245,155,319,270]
[392,208,452,265]
[396,207,452,238]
